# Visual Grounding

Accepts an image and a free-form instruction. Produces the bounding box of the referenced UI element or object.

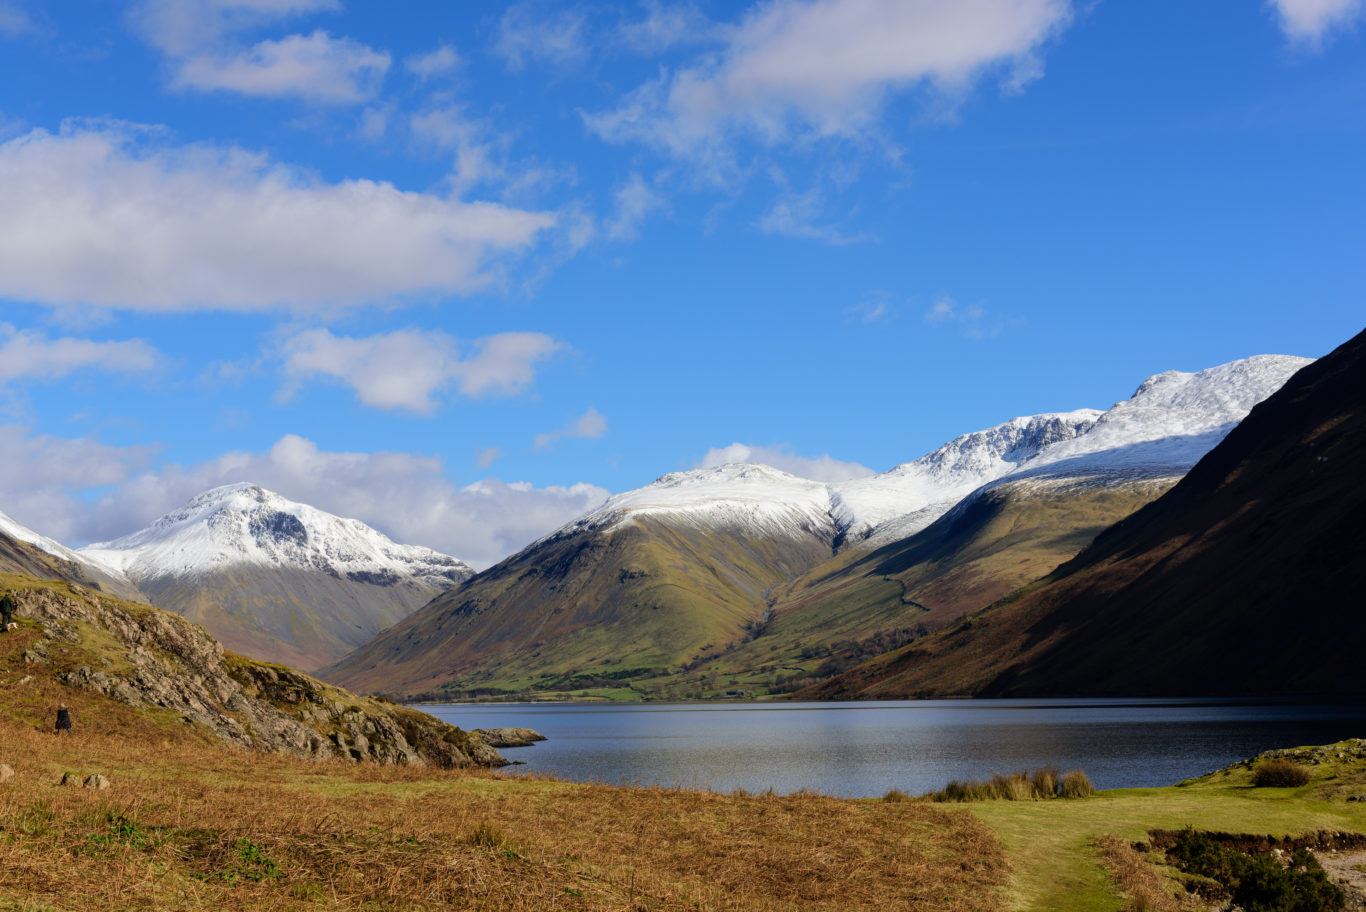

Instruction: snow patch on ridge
[0,508,124,578]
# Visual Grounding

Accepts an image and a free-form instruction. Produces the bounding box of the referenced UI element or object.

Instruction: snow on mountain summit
[828,410,1103,545]
[566,463,836,543]
[1014,354,1314,477]
[532,353,1313,557]
[80,483,472,587]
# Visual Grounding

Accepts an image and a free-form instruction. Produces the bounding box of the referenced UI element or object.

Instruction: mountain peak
[81,484,472,587]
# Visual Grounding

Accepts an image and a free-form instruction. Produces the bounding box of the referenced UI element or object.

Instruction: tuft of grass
[1251,758,1311,788]
[927,768,1094,803]
[1059,770,1095,799]
[882,788,911,803]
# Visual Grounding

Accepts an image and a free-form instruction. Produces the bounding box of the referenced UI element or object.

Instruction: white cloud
[130,0,341,57]
[587,0,1071,159]
[534,407,608,450]
[405,43,461,81]
[698,442,874,482]
[1268,0,1364,43]
[0,324,162,383]
[475,446,502,469]
[174,30,390,103]
[0,431,608,569]
[493,2,589,71]
[279,328,563,413]
[0,121,555,312]
[755,187,875,245]
[132,0,387,104]
[924,294,1018,340]
[605,172,667,240]
[0,426,157,545]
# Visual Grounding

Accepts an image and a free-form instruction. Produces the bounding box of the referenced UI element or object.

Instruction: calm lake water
[421,698,1366,798]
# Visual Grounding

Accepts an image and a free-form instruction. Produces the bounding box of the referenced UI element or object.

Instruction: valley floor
[2,705,1363,911]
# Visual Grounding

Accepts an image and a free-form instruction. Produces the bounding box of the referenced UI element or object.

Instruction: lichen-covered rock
[83,774,110,790]
[12,584,507,769]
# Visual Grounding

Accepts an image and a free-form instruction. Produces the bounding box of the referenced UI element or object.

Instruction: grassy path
[962,756,1366,911]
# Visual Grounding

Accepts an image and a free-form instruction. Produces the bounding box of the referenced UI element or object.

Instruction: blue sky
[0,0,1362,568]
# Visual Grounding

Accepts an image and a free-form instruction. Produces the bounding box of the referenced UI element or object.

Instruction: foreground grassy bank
[5,721,1366,912]
[0,716,1004,911]
[960,741,1366,910]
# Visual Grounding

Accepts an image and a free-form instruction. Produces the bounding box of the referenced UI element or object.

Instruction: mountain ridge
[324,352,1311,700]
[802,329,1364,699]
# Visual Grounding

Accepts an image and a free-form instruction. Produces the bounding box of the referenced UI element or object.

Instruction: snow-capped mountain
[80,484,474,671]
[82,483,471,588]
[563,353,1313,551]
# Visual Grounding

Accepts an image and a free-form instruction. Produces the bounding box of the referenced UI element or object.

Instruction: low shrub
[1252,758,1311,788]
[1165,828,1343,912]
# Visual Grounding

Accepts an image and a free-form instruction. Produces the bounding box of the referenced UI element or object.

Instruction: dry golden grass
[0,715,1007,911]
[1094,836,1200,912]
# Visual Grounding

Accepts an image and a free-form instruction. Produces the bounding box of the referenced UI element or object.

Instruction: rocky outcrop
[471,727,547,748]
[9,581,507,768]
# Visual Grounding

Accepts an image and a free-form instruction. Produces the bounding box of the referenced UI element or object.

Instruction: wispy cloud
[605,172,667,241]
[534,407,608,450]
[844,290,895,323]
[924,295,1020,340]
[493,2,589,71]
[617,1,717,53]
[698,442,874,482]
[405,43,460,81]
[0,324,162,383]
[1268,0,1364,45]
[0,121,555,313]
[755,187,875,245]
[0,2,36,38]
[279,328,563,413]
[475,446,502,469]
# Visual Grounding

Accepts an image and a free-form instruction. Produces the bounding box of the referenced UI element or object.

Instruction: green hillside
[325,473,1171,701]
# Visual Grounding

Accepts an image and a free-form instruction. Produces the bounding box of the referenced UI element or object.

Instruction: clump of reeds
[926,767,1094,802]
[1251,757,1311,788]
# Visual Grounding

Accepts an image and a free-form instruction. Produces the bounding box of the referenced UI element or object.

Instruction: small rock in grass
[83,774,110,790]
[0,763,14,783]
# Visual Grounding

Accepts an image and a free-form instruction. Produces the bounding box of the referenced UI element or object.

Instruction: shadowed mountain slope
[806,328,1363,699]
[702,474,1177,689]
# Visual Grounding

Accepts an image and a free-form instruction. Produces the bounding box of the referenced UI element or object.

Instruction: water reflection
[421,698,1366,798]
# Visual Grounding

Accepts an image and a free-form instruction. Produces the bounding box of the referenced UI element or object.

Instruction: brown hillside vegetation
[0,720,1006,911]
[806,326,1365,699]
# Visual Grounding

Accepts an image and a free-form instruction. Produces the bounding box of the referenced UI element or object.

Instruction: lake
[421,698,1366,798]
